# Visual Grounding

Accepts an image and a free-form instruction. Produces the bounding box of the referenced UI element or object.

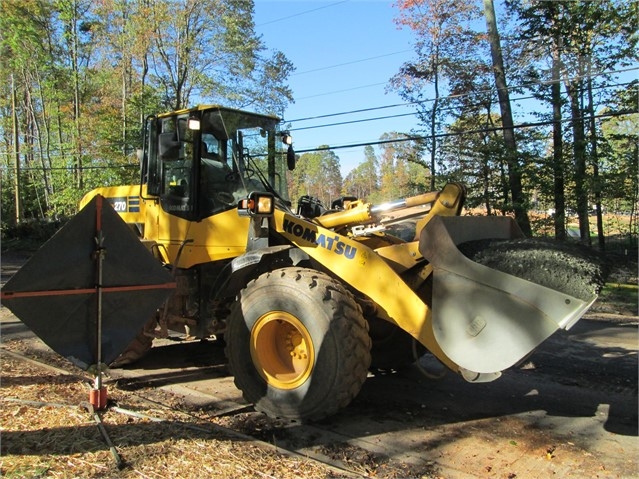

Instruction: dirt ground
[1,313,636,479]
[0,252,351,479]
[0,250,637,479]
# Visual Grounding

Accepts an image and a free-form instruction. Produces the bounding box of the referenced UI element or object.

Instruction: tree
[10,73,22,225]
[1,0,61,218]
[94,0,157,155]
[57,0,97,190]
[391,0,482,190]
[508,0,637,243]
[343,145,378,200]
[575,1,637,249]
[147,0,293,113]
[483,0,531,235]
[0,0,294,228]
[391,0,534,232]
[378,132,430,201]
[440,113,506,213]
[289,147,342,209]
[551,32,566,240]
[378,141,399,201]
[599,82,639,242]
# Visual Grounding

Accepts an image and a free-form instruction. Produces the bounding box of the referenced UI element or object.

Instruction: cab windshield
[198,108,290,217]
[149,106,291,220]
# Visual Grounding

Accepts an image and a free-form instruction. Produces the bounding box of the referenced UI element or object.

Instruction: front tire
[225,268,371,421]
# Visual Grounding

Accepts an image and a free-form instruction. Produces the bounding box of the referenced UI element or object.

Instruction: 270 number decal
[112,201,127,212]
[108,197,128,212]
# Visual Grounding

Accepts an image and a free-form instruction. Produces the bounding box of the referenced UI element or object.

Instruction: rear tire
[225,267,371,421]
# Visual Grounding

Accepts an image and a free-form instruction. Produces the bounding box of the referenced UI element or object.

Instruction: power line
[287,66,638,124]
[288,102,412,123]
[2,79,633,166]
[296,81,388,100]
[292,111,418,132]
[292,50,413,76]
[256,0,350,27]
[294,110,636,155]
[288,79,637,134]
[5,110,634,173]
[290,94,546,132]
[3,75,635,172]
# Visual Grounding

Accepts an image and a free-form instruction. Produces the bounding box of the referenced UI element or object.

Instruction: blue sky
[253,1,638,179]
[253,0,418,176]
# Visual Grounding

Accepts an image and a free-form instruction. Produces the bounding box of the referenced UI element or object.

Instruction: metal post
[95,229,105,390]
[91,195,108,410]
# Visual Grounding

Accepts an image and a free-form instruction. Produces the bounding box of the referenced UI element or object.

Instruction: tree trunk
[629,144,639,247]
[69,0,83,190]
[141,53,149,125]
[551,42,566,240]
[565,75,590,246]
[586,60,604,250]
[429,50,439,191]
[121,7,129,157]
[122,69,128,155]
[483,0,531,235]
[11,73,22,225]
[482,156,492,215]
[34,67,55,197]
[25,71,52,211]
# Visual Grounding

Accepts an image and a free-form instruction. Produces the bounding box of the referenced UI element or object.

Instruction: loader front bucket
[419,215,596,381]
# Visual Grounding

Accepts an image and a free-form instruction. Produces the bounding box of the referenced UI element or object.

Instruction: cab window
[158,114,195,219]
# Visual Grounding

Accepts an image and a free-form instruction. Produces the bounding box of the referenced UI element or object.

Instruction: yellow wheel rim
[250,311,315,390]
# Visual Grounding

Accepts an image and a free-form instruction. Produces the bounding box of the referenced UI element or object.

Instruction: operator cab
[141,105,294,221]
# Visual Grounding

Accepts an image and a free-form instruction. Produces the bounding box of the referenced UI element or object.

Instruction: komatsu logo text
[283,219,357,259]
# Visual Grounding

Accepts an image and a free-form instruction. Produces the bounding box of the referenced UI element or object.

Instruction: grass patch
[2,463,51,479]
[597,282,638,315]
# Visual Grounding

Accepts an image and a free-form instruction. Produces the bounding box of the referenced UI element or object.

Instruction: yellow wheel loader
[23,105,601,421]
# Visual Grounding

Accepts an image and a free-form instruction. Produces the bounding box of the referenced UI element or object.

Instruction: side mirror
[287,145,296,171]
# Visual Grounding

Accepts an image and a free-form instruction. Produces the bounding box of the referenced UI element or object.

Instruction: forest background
[1,0,637,253]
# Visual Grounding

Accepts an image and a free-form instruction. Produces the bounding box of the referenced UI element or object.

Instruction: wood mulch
[0,351,345,479]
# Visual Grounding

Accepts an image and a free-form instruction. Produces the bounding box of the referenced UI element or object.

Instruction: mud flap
[419,216,596,380]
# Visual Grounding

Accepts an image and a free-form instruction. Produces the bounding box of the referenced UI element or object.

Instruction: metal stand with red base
[89,385,108,410]
[90,198,108,411]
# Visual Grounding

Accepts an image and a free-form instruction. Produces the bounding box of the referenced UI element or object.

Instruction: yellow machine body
[71,105,598,420]
[81,184,250,268]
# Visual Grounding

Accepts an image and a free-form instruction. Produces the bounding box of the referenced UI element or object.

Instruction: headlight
[238,192,275,217]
